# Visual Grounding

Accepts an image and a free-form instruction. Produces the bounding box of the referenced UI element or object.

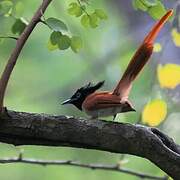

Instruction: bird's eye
[76,92,81,98]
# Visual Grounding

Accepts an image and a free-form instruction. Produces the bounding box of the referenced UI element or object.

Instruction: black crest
[79,80,104,93]
[62,81,105,110]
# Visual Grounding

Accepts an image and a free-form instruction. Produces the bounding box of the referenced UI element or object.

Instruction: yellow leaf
[142,99,167,126]
[153,43,162,52]
[171,28,180,47]
[157,64,180,89]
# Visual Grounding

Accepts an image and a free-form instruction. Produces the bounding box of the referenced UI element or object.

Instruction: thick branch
[0,157,167,180]
[0,110,180,179]
[0,0,52,112]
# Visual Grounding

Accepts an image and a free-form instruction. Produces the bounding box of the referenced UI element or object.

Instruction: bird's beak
[61,98,77,105]
[61,99,73,105]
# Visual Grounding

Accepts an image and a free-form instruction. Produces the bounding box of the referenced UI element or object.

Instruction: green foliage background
[0,0,179,179]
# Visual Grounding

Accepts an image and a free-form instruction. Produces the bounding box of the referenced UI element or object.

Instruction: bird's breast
[83,106,123,118]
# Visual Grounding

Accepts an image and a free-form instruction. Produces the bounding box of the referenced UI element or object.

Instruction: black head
[62,81,105,110]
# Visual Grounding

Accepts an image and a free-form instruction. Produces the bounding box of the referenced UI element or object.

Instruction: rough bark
[0,110,180,179]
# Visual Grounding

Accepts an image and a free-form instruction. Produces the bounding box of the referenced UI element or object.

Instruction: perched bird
[62,10,173,119]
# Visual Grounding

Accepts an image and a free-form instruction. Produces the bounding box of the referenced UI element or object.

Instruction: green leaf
[45,18,68,32]
[0,0,13,15]
[132,0,148,11]
[47,39,58,51]
[148,1,166,20]
[58,35,71,50]
[50,31,62,45]
[13,1,24,17]
[11,18,27,35]
[68,2,83,17]
[0,38,4,45]
[89,13,99,28]
[70,36,83,53]
[95,9,108,20]
[81,14,89,28]
[80,0,89,4]
[81,5,86,11]
[145,0,157,6]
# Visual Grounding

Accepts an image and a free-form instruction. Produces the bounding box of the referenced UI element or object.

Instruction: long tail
[143,9,173,44]
[113,9,173,97]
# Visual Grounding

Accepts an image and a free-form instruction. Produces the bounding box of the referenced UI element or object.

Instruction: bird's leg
[113,114,117,121]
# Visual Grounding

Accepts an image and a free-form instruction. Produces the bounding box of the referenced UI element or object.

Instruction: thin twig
[0,157,167,180]
[0,36,18,40]
[77,0,89,16]
[0,0,52,113]
[39,19,53,30]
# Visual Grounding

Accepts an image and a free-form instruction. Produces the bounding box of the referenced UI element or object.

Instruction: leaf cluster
[67,1,108,28]
[132,0,167,19]
[45,18,83,53]
[0,0,27,35]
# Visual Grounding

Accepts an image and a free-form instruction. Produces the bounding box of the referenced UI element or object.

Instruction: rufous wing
[113,9,173,98]
[82,92,123,111]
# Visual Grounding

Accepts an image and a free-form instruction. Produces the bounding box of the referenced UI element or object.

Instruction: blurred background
[0,0,179,179]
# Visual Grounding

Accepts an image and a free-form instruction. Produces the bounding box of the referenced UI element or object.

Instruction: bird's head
[62,81,105,110]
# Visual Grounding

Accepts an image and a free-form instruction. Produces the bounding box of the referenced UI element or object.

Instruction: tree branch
[0,156,167,180]
[0,110,180,179]
[0,0,52,113]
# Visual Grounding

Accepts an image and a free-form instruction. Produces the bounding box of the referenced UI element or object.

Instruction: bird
[62,10,173,120]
